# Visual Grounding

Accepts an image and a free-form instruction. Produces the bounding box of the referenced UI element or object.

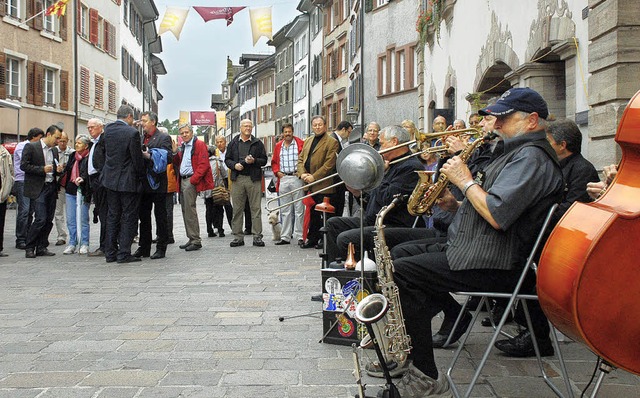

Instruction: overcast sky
[154,0,300,122]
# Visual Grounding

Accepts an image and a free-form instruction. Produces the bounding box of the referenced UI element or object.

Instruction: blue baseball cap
[479,87,549,120]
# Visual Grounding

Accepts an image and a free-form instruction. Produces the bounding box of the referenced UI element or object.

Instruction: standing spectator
[215,135,233,230]
[225,119,268,247]
[0,143,14,257]
[271,123,304,245]
[173,123,213,251]
[135,111,172,260]
[158,127,177,245]
[296,115,340,249]
[53,128,72,246]
[330,121,353,217]
[21,125,63,258]
[204,145,227,237]
[364,122,381,150]
[100,105,145,264]
[13,128,44,249]
[61,135,92,255]
[87,119,107,257]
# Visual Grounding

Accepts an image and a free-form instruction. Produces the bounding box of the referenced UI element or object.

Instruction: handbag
[212,160,230,205]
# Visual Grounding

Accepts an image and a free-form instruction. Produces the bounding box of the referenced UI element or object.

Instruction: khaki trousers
[179,178,201,245]
[231,175,262,239]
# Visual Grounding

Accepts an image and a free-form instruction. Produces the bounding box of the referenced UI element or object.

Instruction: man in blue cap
[386,87,564,396]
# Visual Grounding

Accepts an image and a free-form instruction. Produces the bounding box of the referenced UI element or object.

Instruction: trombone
[264,128,481,213]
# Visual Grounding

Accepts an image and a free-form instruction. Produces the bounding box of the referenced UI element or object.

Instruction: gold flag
[216,111,227,129]
[159,7,189,40]
[179,111,190,125]
[249,7,273,46]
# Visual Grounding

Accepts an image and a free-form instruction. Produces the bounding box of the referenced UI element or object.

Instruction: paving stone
[80,370,166,387]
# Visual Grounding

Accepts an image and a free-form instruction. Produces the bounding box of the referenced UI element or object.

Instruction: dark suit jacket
[100,120,144,193]
[21,141,59,199]
[141,128,173,193]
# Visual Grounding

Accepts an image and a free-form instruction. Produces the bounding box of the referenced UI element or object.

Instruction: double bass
[538,90,640,375]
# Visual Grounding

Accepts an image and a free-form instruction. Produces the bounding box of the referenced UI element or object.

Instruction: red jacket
[271,136,304,192]
[173,138,214,193]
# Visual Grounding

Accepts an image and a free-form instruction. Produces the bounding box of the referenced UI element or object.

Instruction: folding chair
[444,204,575,398]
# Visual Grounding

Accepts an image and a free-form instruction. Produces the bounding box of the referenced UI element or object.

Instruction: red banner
[190,111,216,126]
[193,6,246,26]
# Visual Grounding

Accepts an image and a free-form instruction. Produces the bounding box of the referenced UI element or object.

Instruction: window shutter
[0,0,6,17]
[104,21,109,53]
[34,62,44,107]
[115,0,121,5]
[76,2,81,33]
[0,52,6,100]
[34,0,43,30]
[27,0,35,28]
[365,0,373,12]
[79,66,90,104]
[94,75,103,109]
[59,70,69,110]
[108,80,116,112]
[89,8,99,44]
[60,14,67,40]
[26,61,35,104]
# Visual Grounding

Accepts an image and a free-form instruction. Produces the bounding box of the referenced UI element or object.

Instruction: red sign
[190,111,216,126]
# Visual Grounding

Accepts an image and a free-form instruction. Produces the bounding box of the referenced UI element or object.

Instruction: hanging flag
[159,7,190,40]
[45,0,69,17]
[193,6,246,26]
[249,7,273,46]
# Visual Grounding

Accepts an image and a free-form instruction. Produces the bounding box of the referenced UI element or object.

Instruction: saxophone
[407,136,488,216]
[355,196,411,370]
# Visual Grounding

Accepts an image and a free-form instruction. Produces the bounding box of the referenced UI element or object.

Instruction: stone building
[0,0,74,140]
[297,0,324,135]
[419,0,640,168]
[286,14,310,139]
[268,22,294,136]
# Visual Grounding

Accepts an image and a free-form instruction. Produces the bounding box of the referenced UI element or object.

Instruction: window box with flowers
[416,0,445,46]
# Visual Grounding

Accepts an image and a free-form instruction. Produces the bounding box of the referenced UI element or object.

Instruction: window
[43,68,55,106]
[6,0,19,19]
[380,55,387,95]
[108,80,116,112]
[376,0,388,7]
[378,45,417,96]
[43,0,55,33]
[80,66,90,104]
[94,74,104,109]
[96,16,104,49]
[340,45,346,73]
[6,57,21,99]
[104,21,116,56]
[413,47,418,88]
[80,4,89,39]
[123,0,129,25]
[121,48,129,80]
[343,0,349,20]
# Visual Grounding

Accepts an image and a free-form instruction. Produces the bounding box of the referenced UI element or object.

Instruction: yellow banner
[216,111,227,129]
[249,7,273,46]
[179,111,190,125]
[159,7,190,40]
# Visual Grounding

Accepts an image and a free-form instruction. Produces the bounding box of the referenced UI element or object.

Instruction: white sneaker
[79,245,89,255]
[395,363,451,397]
[63,245,76,255]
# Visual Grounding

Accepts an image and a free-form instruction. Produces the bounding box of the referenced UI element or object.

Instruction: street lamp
[346,107,359,125]
[346,107,361,143]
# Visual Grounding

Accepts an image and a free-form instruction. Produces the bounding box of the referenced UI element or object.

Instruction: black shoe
[218,230,225,237]
[36,249,56,257]
[297,239,304,247]
[167,238,175,244]
[253,237,265,247]
[300,241,316,249]
[150,250,165,259]
[184,243,202,252]
[481,304,513,327]
[432,311,472,348]
[133,248,150,258]
[25,248,36,258]
[230,239,244,247]
[117,255,142,264]
[106,257,117,263]
[208,232,217,237]
[314,242,323,250]
[16,242,27,250]
[495,329,554,357]
[274,240,290,245]
[179,242,191,249]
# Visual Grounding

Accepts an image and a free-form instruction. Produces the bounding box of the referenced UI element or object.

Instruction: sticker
[336,314,355,338]
[342,279,360,297]
[324,277,341,295]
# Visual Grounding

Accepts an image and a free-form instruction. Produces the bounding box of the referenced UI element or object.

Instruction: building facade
[286,14,309,138]
[269,22,294,136]
[0,0,74,140]
[298,0,324,136]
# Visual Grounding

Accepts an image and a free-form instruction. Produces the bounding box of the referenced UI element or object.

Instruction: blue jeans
[65,193,90,246]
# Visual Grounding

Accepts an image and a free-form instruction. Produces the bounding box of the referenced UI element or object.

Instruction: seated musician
[325,125,423,266]
[492,118,600,357]
[586,163,617,200]
[390,88,564,396]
